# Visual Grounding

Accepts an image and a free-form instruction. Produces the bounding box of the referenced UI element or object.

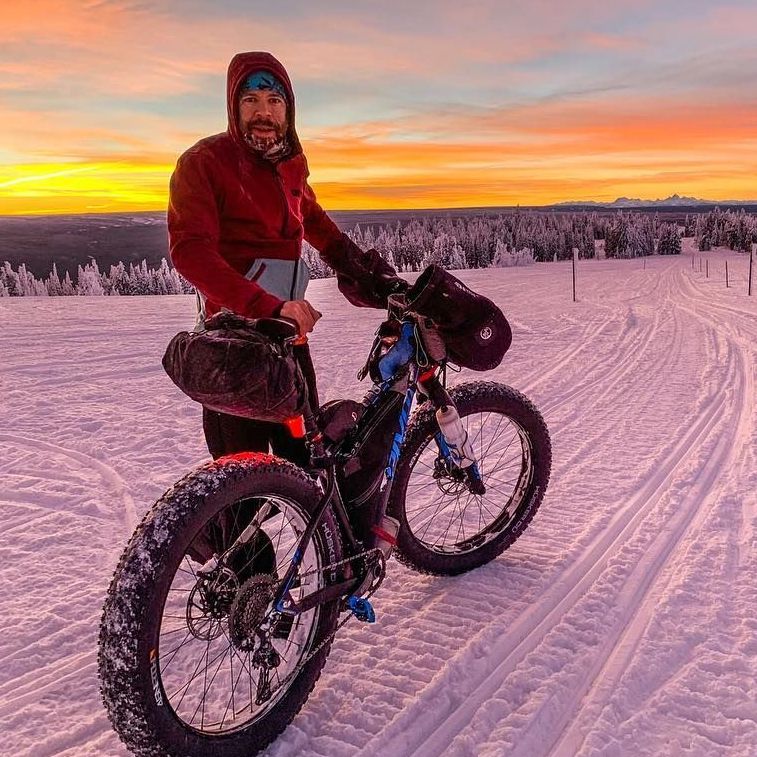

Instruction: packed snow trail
[0,244,754,756]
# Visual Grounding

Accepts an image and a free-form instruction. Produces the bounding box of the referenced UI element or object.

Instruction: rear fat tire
[389,381,551,575]
[98,455,342,757]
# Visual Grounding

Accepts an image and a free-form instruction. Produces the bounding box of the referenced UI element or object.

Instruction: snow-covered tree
[46,263,63,296]
[77,261,104,295]
[492,240,535,267]
[1,262,22,296]
[657,223,682,255]
[62,271,76,296]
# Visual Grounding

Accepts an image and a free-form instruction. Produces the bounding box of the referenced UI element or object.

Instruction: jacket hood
[226,51,302,156]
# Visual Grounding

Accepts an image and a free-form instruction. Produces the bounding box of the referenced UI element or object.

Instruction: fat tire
[389,381,551,575]
[98,454,342,757]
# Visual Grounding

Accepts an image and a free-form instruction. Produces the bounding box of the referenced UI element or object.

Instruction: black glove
[320,234,407,309]
[359,247,409,301]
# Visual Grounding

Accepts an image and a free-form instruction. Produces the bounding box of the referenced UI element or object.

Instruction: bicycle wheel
[98,453,342,757]
[389,381,551,575]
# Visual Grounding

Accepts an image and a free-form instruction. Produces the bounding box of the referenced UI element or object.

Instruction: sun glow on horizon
[0,162,175,215]
[1,2,756,215]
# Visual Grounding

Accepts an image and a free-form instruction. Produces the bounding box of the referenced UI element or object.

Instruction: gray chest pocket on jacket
[245,257,310,301]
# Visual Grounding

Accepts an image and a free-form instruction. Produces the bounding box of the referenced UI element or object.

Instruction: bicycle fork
[420,372,486,495]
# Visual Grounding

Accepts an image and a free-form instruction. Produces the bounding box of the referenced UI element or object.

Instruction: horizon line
[3,199,757,220]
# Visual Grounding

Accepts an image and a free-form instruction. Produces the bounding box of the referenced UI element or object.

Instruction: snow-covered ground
[1,242,755,756]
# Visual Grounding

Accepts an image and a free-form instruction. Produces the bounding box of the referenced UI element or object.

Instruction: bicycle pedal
[347,595,376,623]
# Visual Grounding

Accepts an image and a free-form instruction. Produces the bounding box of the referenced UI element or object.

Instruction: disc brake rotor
[186,567,239,641]
[433,457,468,495]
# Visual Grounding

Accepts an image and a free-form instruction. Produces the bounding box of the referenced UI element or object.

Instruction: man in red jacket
[168,51,404,460]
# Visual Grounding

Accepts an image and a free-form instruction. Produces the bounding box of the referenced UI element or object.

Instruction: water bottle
[436,405,477,468]
[371,515,400,559]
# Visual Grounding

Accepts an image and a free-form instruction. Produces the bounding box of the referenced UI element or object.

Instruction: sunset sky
[1,0,756,214]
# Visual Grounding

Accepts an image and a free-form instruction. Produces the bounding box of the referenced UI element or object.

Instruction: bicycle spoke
[160,628,200,671]
[401,400,536,554]
[191,637,230,729]
[478,412,506,466]
[174,636,235,714]
[484,438,520,475]
[417,497,452,541]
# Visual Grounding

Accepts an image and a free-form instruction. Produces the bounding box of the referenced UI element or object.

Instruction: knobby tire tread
[98,455,342,757]
[389,381,551,576]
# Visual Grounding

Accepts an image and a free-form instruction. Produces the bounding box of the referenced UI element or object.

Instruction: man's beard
[243,119,290,161]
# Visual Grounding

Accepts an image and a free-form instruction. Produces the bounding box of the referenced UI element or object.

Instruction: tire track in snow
[521,259,681,420]
[360,267,733,757]
[338,303,660,746]
[0,652,95,716]
[515,316,610,395]
[365,382,731,757]
[0,433,138,531]
[512,267,683,560]
[547,301,750,756]
[521,301,686,573]
[416,263,744,757]
[301,263,683,756]
[536,299,662,419]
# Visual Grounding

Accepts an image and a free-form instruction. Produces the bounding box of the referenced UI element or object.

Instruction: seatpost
[291,337,327,464]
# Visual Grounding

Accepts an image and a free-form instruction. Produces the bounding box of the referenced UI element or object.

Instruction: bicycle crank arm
[277,575,364,615]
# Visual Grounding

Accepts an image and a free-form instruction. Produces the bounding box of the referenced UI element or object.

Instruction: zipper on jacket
[273,164,298,301]
[273,166,290,237]
[290,258,299,300]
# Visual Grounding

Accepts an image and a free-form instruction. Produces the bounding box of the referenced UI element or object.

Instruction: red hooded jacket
[168,52,349,322]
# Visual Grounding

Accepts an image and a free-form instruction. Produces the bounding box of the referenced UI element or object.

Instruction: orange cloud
[2,3,756,213]
[4,97,755,215]
[300,96,757,207]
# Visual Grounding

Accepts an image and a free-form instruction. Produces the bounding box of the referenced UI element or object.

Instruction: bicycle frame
[272,363,419,616]
[270,311,484,617]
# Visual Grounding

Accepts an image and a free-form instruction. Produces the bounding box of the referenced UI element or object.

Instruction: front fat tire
[98,454,342,757]
[389,381,551,575]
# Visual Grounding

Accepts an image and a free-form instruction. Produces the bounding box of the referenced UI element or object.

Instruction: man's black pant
[192,408,311,564]
[202,408,309,467]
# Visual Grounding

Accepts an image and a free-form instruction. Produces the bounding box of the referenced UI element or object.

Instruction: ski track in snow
[0,243,755,756]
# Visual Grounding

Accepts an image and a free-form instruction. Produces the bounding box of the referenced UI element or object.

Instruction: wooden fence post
[572,247,577,302]
[726,260,729,288]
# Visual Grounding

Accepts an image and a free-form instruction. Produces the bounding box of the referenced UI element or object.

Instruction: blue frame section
[384,382,417,482]
[434,432,483,482]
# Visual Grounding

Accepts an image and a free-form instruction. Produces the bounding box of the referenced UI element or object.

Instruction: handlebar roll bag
[162,312,307,421]
[406,265,512,371]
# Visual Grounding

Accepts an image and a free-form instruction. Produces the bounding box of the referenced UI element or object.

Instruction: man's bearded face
[238,89,287,148]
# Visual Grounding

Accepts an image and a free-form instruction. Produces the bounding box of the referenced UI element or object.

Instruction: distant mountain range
[554,194,757,208]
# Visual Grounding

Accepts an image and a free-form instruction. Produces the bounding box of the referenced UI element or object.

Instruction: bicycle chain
[266,547,386,697]
[297,545,383,580]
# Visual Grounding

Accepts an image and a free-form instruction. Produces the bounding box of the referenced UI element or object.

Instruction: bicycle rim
[403,410,533,554]
[154,494,323,735]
